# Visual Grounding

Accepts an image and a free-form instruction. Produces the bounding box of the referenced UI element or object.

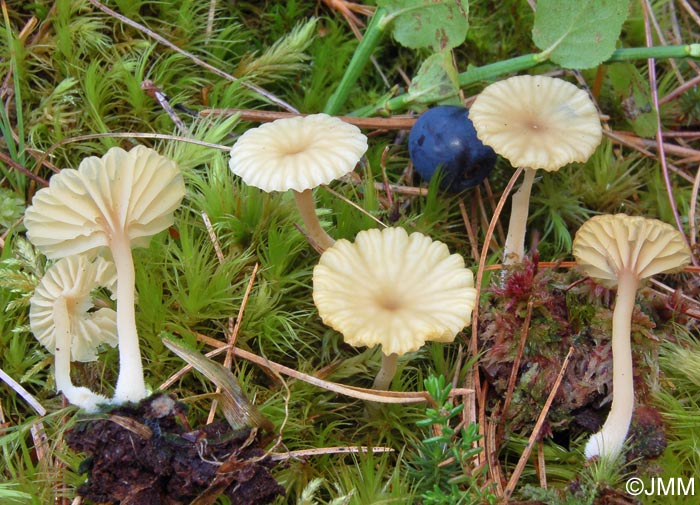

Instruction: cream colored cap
[229,113,368,192]
[313,227,476,356]
[25,145,185,258]
[469,75,602,171]
[572,214,691,287]
[30,255,117,362]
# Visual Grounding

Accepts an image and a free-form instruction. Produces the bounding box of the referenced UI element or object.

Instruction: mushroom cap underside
[25,145,185,259]
[572,214,691,287]
[30,255,118,362]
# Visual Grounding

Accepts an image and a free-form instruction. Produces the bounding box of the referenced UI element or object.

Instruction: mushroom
[312,227,477,390]
[24,145,185,403]
[572,214,691,459]
[469,75,602,264]
[30,255,117,412]
[229,113,368,251]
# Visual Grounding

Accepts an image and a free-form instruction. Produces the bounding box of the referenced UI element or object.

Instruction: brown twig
[370,181,427,196]
[691,165,700,251]
[162,332,474,404]
[321,185,387,228]
[642,0,694,264]
[142,80,191,134]
[270,445,392,461]
[502,347,574,502]
[35,132,229,174]
[87,0,298,113]
[470,166,525,469]
[205,0,216,43]
[206,259,259,425]
[498,300,535,441]
[200,108,417,130]
[604,130,695,183]
[482,179,507,245]
[536,439,547,489]
[644,0,685,83]
[679,0,700,29]
[459,200,480,262]
[662,131,700,138]
[476,188,501,255]
[0,149,49,187]
[201,212,224,264]
[470,167,524,362]
[659,73,700,106]
[485,419,505,496]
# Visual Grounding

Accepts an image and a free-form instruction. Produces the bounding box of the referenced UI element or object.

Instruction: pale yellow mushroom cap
[24,146,185,259]
[30,255,117,362]
[469,75,602,171]
[312,227,477,356]
[572,214,691,287]
[229,113,368,192]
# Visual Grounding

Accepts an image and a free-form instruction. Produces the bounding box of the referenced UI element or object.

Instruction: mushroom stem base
[53,297,110,413]
[584,271,638,460]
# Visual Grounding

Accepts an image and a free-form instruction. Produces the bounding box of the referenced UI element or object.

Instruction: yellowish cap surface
[229,113,368,192]
[313,227,476,356]
[470,75,602,171]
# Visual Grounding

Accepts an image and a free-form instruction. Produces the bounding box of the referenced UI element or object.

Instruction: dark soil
[65,393,284,505]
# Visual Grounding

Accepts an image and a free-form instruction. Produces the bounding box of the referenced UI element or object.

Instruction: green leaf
[407,51,461,106]
[378,0,469,51]
[162,337,274,432]
[532,0,629,69]
[607,62,658,138]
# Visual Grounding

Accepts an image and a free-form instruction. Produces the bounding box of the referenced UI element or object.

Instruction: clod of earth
[66,393,284,505]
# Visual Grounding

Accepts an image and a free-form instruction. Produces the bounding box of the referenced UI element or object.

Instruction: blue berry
[408,106,496,192]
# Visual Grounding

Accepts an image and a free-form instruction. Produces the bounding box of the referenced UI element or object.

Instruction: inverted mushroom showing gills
[30,255,118,412]
[229,113,368,251]
[24,146,186,404]
[312,227,477,390]
[572,214,691,460]
[469,75,602,264]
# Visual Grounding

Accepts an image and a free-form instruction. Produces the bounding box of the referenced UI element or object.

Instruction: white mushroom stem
[111,233,147,403]
[584,270,638,460]
[372,352,399,391]
[294,189,335,252]
[53,297,109,412]
[503,167,536,265]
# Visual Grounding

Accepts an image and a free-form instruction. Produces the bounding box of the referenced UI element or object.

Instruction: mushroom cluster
[19,103,689,485]
[25,145,185,406]
[573,214,691,459]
